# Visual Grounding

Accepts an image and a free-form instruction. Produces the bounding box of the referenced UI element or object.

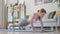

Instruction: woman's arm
[30,13,36,30]
[39,17,44,30]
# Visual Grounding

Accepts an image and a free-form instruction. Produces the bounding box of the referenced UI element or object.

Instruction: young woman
[28,8,46,30]
[8,8,46,31]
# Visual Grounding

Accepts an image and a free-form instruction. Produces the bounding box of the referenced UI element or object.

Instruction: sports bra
[28,15,40,23]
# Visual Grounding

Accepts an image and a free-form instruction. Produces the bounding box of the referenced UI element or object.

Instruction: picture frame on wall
[44,0,53,3]
[35,0,43,6]
[35,0,53,6]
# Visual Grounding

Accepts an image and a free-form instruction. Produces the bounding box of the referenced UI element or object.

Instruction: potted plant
[55,0,60,8]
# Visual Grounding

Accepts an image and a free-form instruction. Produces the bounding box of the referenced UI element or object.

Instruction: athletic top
[28,14,40,23]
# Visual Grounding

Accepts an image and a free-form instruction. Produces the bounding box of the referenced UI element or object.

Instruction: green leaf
[55,0,58,2]
[59,0,60,2]
[58,4,60,7]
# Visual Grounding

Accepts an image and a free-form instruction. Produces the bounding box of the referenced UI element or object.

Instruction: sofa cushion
[48,11,56,19]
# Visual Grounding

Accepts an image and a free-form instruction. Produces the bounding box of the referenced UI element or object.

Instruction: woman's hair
[38,8,46,13]
[37,10,39,12]
[37,8,46,20]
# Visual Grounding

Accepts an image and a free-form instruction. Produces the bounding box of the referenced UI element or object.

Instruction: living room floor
[0,31,60,34]
[0,28,60,34]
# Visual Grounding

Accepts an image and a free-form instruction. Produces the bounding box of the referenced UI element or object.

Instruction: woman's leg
[8,24,18,30]
[18,20,29,27]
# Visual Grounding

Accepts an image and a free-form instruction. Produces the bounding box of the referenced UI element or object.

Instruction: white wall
[25,0,60,19]
[25,0,60,15]
[5,0,60,18]
[5,0,59,15]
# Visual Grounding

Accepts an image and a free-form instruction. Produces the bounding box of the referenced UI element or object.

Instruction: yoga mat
[0,29,54,32]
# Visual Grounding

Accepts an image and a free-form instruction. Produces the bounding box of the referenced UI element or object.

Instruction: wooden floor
[0,30,60,34]
[0,31,60,34]
[0,28,60,34]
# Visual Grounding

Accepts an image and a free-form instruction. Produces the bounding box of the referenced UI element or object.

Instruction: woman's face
[38,11,46,18]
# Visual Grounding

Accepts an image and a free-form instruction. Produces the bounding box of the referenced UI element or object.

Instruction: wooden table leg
[55,22,58,32]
